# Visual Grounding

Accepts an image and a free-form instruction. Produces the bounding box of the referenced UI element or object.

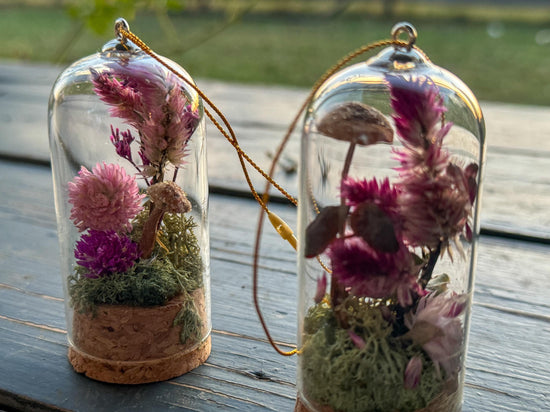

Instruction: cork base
[68,335,211,384]
[69,290,210,384]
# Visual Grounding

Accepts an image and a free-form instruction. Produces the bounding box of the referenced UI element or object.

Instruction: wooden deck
[0,60,549,411]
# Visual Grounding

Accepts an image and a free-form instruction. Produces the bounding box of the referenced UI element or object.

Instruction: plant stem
[419,242,442,289]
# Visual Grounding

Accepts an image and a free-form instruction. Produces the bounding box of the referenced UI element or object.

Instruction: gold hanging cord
[115,20,428,357]
[253,23,429,356]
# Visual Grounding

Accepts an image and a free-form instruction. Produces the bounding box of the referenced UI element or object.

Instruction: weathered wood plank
[1,159,550,410]
[1,61,550,240]
[0,318,296,411]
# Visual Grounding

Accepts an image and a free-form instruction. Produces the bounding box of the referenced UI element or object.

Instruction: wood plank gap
[0,283,63,302]
[0,388,72,412]
[463,382,520,399]
[480,226,550,245]
[209,184,294,206]
[190,369,296,399]
[0,153,51,168]
[472,301,550,322]
[166,381,280,410]
[0,314,67,335]
[203,362,295,388]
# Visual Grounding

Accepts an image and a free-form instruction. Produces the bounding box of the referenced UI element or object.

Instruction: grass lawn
[1,5,550,105]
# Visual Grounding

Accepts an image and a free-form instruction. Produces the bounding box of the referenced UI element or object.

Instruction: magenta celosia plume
[91,63,200,170]
[387,74,447,149]
[75,230,141,278]
[68,162,144,232]
[387,75,478,249]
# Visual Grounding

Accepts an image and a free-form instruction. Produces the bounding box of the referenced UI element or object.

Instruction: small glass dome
[296,23,485,412]
[48,19,211,384]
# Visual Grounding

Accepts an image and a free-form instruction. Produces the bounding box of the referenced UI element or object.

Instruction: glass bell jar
[296,23,485,411]
[48,19,211,384]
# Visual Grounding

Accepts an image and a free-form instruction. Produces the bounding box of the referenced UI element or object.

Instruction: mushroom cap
[317,101,393,145]
[147,181,192,214]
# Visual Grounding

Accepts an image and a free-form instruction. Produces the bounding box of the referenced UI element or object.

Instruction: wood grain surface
[1,60,550,411]
[1,159,549,411]
[1,61,549,241]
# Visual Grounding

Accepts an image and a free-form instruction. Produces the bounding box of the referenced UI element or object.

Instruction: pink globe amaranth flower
[327,237,421,306]
[405,292,467,378]
[75,230,141,278]
[68,162,144,232]
[91,63,200,168]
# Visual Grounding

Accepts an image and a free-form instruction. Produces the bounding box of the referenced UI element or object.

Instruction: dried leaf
[350,202,399,253]
[305,205,348,258]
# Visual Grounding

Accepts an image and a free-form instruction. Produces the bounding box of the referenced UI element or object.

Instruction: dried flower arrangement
[299,74,479,411]
[65,60,209,383]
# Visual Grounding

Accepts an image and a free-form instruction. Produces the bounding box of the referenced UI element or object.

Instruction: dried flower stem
[419,242,442,289]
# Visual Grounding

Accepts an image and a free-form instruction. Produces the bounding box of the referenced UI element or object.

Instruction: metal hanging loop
[391,22,417,51]
[115,18,130,45]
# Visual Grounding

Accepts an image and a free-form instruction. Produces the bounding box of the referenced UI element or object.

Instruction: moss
[131,208,203,282]
[70,211,203,313]
[173,298,203,344]
[300,299,444,412]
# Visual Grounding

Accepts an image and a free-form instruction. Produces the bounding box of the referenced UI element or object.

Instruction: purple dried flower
[405,292,466,378]
[327,237,420,305]
[68,162,144,232]
[404,356,423,390]
[348,330,366,350]
[110,126,135,163]
[314,273,327,303]
[75,230,141,278]
[340,177,404,252]
[341,177,400,212]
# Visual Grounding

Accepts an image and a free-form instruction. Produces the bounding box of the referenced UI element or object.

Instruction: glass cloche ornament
[48,19,210,384]
[296,23,485,411]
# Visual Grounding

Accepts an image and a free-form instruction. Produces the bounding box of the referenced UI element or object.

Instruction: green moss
[173,298,203,344]
[300,300,444,412]
[70,212,203,313]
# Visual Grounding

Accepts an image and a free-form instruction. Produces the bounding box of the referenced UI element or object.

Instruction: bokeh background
[2,0,550,105]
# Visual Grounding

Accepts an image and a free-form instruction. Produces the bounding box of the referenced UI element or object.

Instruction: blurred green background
[2,0,550,105]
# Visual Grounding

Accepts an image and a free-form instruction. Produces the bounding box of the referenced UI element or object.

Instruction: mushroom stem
[341,141,356,186]
[331,141,357,308]
[139,206,165,259]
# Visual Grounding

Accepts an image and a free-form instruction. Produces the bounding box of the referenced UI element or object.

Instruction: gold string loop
[116,24,428,357]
